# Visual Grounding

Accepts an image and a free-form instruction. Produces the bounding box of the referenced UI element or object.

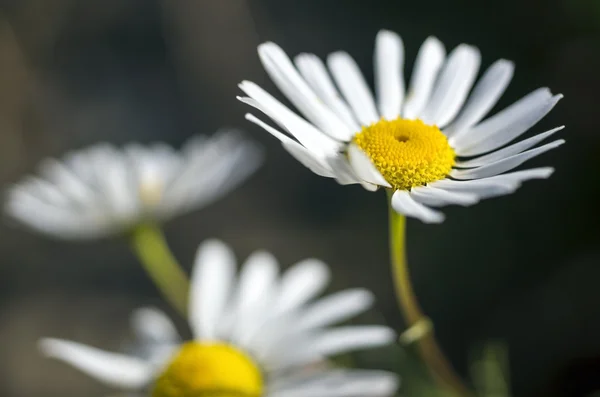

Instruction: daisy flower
[5,130,262,239]
[39,240,398,397]
[238,30,564,223]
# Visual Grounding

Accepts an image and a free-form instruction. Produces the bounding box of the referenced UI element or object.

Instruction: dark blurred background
[0,0,598,396]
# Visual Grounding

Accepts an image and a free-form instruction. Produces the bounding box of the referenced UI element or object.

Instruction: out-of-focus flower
[239,30,564,223]
[39,240,398,397]
[5,130,262,239]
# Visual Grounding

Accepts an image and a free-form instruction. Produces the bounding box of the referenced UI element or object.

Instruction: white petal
[402,36,446,119]
[39,338,153,389]
[294,53,360,131]
[160,131,262,218]
[490,167,555,182]
[451,88,563,156]
[410,186,479,207]
[270,370,399,397]
[282,141,336,178]
[275,259,330,314]
[347,144,391,187]
[298,289,374,331]
[238,81,342,157]
[429,178,518,199]
[6,189,111,239]
[258,43,354,141]
[375,30,405,120]
[305,326,395,357]
[391,190,445,223]
[189,239,236,340]
[431,168,554,199]
[327,52,380,125]
[419,44,481,128]
[444,59,514,137]
[130,307,179,344]
[39,159,97,206]
[228,250,279,345]
[244,113,298,146]
[456,126,564,168]
[450,139,564,180]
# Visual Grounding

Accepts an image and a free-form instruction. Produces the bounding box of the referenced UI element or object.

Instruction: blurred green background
[0,0,598,396]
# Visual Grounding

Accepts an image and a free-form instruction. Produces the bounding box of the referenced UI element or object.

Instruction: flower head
[6,130,262,239]
[39,240,398,397]
[239,30,564,223]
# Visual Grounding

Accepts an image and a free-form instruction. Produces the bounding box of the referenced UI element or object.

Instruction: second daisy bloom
[239,30,564,223]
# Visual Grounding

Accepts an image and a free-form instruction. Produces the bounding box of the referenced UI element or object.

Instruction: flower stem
[130,223,189,316]
[387,191,471,396]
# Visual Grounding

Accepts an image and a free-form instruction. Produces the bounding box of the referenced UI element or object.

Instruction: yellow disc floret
[152,342,263,397]
[352,118,455,191]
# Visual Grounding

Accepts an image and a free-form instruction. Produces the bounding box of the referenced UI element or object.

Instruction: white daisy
[5,130,262,239]
[238,30,564,223]
[39,239,398,397]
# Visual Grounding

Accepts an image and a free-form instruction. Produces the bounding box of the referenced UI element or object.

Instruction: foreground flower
[239,30,564,223]
[40,240,398,397]
[6,130,262,239]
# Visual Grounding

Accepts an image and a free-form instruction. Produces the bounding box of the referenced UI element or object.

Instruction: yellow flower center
[352,118,455,191]
[152,343,263,397]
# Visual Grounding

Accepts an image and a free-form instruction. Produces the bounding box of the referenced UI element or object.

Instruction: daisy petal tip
[197,238,230,255]
[38,338,62,356]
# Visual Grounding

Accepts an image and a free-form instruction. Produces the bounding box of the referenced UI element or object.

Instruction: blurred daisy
[6,130,261,239]
[239,30,564,223]
[40,240,398,397]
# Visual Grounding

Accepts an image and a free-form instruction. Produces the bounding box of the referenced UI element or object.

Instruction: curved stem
[387,191,471,396]
[130,223,189,316]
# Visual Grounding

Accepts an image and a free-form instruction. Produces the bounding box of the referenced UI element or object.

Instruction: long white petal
[444,59,514,137]
[275,259,330,314]
[270,370,399,397]
[239,81,342,156]
[450,139,564,180]
[410,186,479,207]
[450,88,563,156]
[282,141,336,178]
[391,190,445,223]
[419,44,481,128]
[375,30,405,120]
[298,289,374,331]
[258,43,354,141]
[402,36,446,119]
[246,114,335,178]
[456,126,564,168]
[347,144,391,187]
[327,52,380,125]
[429,178,519,199]
[304,326,395,357]
[430,168,554,199]
[229,250,279,345]
[39,338,153,389]
[295,53,360,131]
[189,239,236,340]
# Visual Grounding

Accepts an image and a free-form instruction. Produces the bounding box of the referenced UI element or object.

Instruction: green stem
[130,223,189,316]
[387,191,471,396]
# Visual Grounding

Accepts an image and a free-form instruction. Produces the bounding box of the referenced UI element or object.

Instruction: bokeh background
[0,0,598,396]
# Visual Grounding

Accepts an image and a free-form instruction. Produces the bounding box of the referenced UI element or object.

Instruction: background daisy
[5,130,262,239]
[39,239,398,397]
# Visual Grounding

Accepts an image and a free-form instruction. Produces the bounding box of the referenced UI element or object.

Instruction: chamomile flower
[239,30,564,223]
[39,239,398,397]
[6,130,261,239]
